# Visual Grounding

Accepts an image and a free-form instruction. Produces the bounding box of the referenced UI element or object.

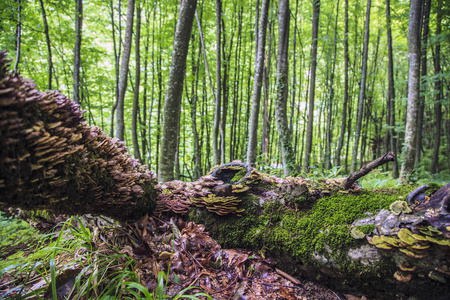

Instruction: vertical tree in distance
[116,0,135,141]
[400,0,423,184]
[213,0,222,166]
[325,0,339,170]
[350,0,371,174]
[158,0,198,182]
[385,0,399,178]
[275,0,297,176]
[335,0,348,168]
[303,0,320,172]
[431,0,442,174]
[415,0,431,167]
[246,0,270,167]
[38,0,53,90]
[73,0,83,104]
[14,0,21,72]
[132,1,142,163]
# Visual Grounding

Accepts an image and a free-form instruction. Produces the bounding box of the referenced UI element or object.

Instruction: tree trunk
[38,0,53,90]
[109,0,120,137]
[73,0,82,105]
[350,0,371,174]
[132,2,142,163]
[13,0,21,72]
[415,0,431,168]
[158,0,197,182]
[325,0,339,171]
[275,0,296,176]
[246,0,270,167]
[335,0,348,169]
[430,0,442,175]
[116,0,135,141]
[303,0,320,172]
[213,0,222,166]
[386,0,399,178]
[400,0,423,184]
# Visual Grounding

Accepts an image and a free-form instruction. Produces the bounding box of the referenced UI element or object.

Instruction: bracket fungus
[0,51,156,220]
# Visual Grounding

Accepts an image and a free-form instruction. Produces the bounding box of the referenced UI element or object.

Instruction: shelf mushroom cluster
[0,51,156,220]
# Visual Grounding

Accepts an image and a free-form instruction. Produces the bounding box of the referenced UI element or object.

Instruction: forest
[1,0,450,299]
[1,0,449,184]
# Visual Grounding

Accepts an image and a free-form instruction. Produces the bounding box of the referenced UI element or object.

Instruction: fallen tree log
[0,52,156,221]
[1,52,449,299]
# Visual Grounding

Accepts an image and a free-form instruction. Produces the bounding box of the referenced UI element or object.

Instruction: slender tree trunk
[431,0,442,174]
[261,5,273,165]
[350,0,371,173]
[39,0,53,90]
[109,0,120,137]
[415,0,431,167]
[73,0,83,104]
[213,0,222,165]
[275,0,296,176]
[400,0,423,184]
[385,0,399,178]
[14,0,21,72]
[132,2,142,162]
[116,0,135,141]
[220,19,231,164]
[325,0,339,170]
[158,0,197,182]
[335,0,348,168]
[303,0,320,172]
[247,0,270,167]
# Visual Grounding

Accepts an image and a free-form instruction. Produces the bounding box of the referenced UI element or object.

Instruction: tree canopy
[1,0,449,182]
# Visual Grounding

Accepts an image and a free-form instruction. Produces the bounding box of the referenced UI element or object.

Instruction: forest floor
[0,213,367,300]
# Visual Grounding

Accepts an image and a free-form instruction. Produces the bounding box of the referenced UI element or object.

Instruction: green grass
[0,215,212,300]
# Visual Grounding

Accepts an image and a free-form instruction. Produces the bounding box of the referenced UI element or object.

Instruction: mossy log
[1,52,449,299]
[158,164,450,299]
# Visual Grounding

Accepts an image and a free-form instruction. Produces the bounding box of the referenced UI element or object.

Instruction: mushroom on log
[0,51,156,221]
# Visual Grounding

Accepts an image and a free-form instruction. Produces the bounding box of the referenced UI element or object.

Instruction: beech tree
[303,0,320,172]
[350,0,371,174]
[38,0,53,90]
[400,0,423,184]
[158,0,197,182]
[116,0,135,141]
[275,0,296,176]
[247,0,270,167]
[73,0,82,104]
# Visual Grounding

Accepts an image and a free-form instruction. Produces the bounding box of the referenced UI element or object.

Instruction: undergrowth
[0,215,211,300]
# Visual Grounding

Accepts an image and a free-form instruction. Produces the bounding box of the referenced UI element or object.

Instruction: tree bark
[116,0,135,141]
[325,0,339,170]
[275,0,296,176]
[38,0,53,90]
[246,0,270,167]
[350,0,371,174]
[132,2,142,163]
[213,0,222,166]
[400,0,423,184]
[415,0,431,168]
[158,0,197,182]
[13,0,21,73]
[430,0,442,175]
[386,0,399,178]
[303,0,320,172]
[73,0,82,105]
